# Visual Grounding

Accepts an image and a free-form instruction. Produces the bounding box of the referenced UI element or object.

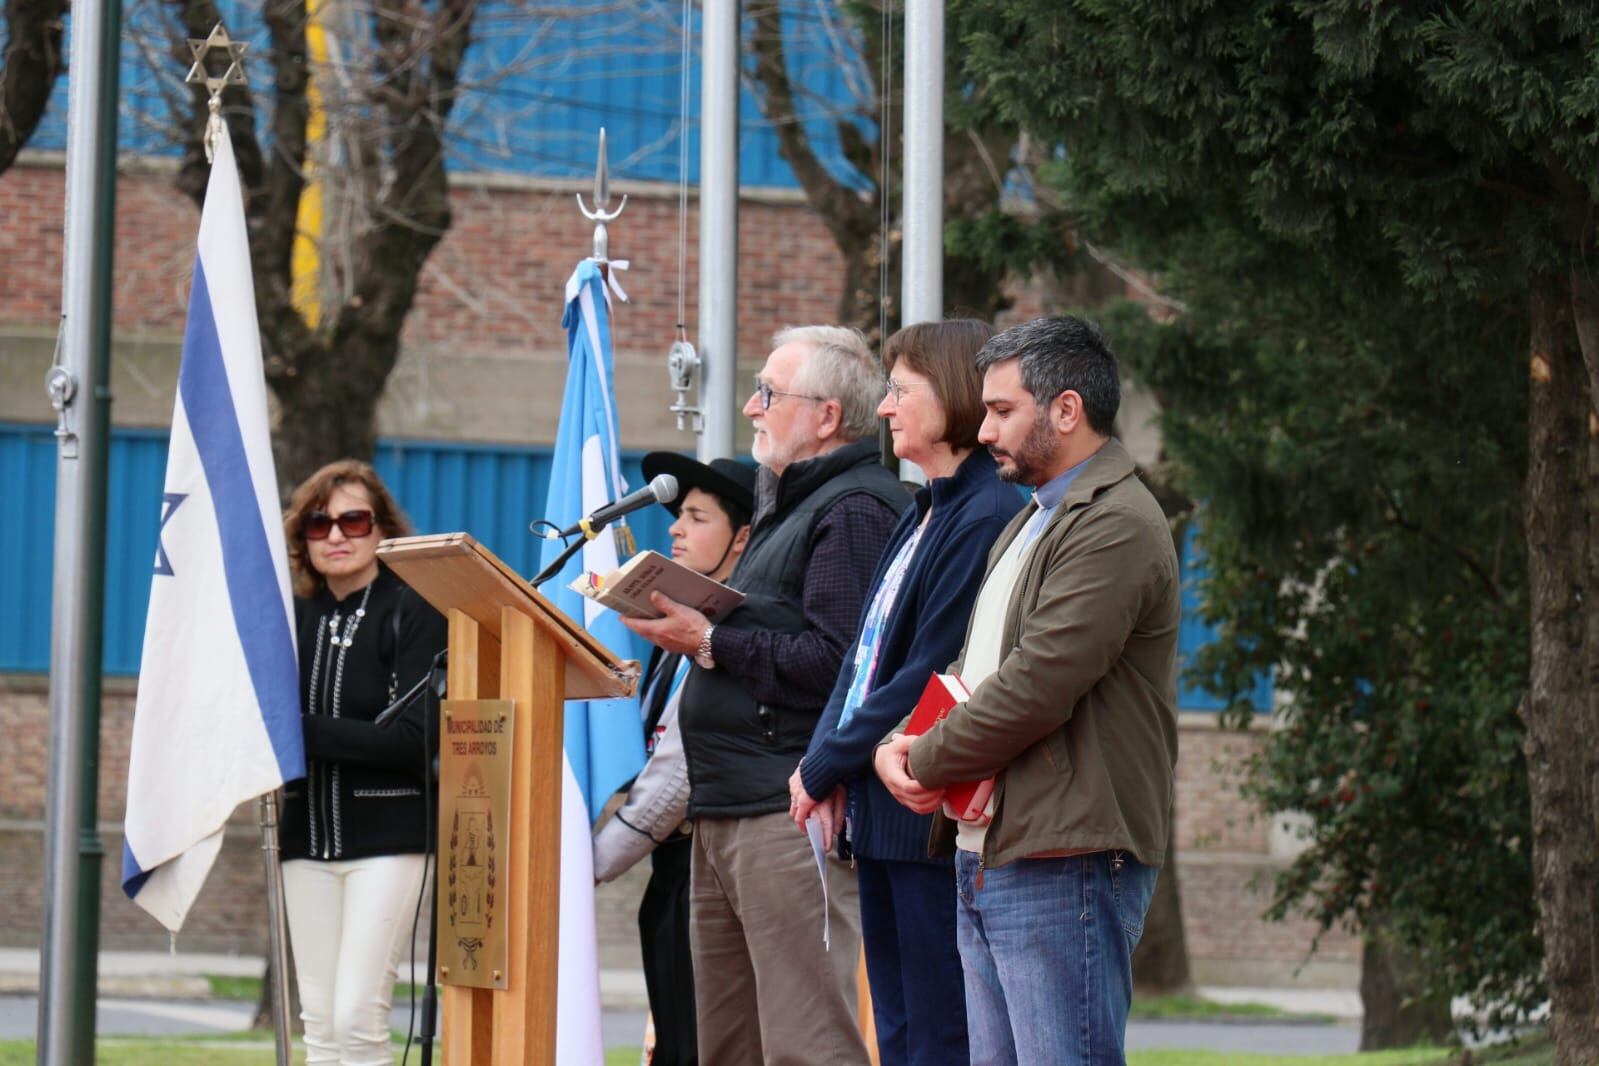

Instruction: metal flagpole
[38,0,123,1057]
[697,0,740,462]
[897,0,944,486]
[258,793,294,1066]
[901,0,943,327]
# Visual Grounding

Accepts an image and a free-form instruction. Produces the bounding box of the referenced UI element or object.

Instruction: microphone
[538,473,677,541]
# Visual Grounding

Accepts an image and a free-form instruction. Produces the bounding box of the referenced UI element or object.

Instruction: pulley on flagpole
[666,2,703,436]
[185,23,248,164]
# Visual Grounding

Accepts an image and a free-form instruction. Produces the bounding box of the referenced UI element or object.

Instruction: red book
[903,672,996,825]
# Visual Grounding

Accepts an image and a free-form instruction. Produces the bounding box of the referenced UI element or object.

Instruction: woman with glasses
[279,459,447,1066]
[788,320,1024,1065]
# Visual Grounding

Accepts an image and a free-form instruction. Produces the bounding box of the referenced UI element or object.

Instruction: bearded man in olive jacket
[626,325,905,1065]
[877,315,1180,1066]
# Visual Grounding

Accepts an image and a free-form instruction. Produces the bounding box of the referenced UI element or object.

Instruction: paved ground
[2,994,654,1051]
[1,948,1370,1056]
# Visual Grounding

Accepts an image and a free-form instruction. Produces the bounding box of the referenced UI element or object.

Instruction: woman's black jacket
[280,564,448,861]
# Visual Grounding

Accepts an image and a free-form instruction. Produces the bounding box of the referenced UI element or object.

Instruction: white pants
[283,853,428,1066]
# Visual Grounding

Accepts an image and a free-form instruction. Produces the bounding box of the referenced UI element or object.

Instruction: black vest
[681,440,908,817]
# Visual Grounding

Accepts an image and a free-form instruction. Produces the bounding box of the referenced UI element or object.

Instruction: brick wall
[1175,719,1358,984]
[1,159,841,449]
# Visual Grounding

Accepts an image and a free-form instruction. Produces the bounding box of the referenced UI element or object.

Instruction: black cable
[528,518,571,544]
[395,655,445,1066]
[531,531,589,589]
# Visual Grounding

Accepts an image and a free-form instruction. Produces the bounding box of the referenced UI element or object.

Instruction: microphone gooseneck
[540,473,678,541]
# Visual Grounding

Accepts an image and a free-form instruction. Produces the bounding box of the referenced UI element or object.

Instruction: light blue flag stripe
[541,260,645,819]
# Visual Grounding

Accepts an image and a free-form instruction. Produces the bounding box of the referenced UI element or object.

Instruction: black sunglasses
[303,509,375,541]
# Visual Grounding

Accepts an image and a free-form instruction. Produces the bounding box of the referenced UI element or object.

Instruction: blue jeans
[857,856,969,1065]
[954,849,1158,1066]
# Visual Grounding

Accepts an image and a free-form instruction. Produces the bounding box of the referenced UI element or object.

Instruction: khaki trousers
[690,811,870,1065]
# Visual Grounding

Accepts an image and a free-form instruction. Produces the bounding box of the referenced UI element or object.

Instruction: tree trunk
[251,940,302,1035]
[1132,831,1193,995]
[0,0,67,173]
[1357,927,1454,1051]
[1130,470,1195,997]
[1523,286,1599,1065]
[268,328,394,497]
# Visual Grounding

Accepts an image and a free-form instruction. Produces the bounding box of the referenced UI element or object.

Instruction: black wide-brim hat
[641,451,756,517]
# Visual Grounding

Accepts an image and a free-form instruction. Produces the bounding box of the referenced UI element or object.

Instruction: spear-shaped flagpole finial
[185,23,248,164]
[577,127,628,262]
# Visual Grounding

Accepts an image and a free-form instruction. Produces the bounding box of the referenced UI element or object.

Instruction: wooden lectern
[378,533,639,1066]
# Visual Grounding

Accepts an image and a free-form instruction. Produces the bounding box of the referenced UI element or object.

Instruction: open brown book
[570,550,745,621]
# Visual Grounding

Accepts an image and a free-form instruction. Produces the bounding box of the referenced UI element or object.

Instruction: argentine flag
[540,257,647,1063]
[121,126,304,932]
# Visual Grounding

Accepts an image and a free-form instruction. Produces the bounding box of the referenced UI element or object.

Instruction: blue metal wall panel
[0,426,58,671]
[0,425,674,676]
[5,421,1264,709]
[1177,526,1273,713]
[31,2,870,190]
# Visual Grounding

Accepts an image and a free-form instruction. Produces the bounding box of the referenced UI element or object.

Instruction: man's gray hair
[774,324,882,442]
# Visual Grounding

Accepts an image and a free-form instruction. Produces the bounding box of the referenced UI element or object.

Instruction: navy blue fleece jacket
[799,448,1023,863]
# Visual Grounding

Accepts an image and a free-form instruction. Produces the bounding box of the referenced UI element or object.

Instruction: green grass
[0,1042,280,1066]
[1123,1034,1556,1066]
[1453,1033,1556,1066]
[203,980,1313,1024]
[205,974,424,1003]
[0,1040,643,1066]
[1129,1052,1442,1066]
[1130,993,1303,1021]
[0,1031,1554,1066]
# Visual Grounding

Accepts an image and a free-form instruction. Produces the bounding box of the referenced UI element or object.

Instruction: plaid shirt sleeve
[710,493,900,707]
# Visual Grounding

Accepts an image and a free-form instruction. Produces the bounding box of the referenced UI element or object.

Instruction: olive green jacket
[905,437,1180,868]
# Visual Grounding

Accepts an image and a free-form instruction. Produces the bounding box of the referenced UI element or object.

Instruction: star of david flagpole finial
[185,23,248,164]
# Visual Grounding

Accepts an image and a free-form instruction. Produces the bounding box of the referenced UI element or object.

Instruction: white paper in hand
[805,815,830,951]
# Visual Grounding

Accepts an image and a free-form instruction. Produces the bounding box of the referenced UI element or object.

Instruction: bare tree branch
[746,0,874,254]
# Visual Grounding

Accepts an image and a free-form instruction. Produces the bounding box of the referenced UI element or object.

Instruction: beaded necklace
[305,581,373,859]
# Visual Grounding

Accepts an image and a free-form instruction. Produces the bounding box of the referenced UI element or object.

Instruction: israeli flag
[120,126,304,932]
[540,257,647,1063]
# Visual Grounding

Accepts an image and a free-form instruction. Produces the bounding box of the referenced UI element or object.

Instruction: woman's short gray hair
[774,324,882,442]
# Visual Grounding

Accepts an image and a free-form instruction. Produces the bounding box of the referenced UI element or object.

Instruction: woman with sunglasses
[279,459,447,1066]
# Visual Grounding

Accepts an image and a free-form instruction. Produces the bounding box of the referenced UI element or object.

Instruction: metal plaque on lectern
[437,698,515,990]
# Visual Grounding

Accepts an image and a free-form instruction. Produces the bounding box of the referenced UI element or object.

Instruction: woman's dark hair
[882,318,996,452]
[284,459,413,597]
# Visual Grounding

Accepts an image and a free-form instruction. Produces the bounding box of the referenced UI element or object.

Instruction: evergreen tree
[954,1,1599,1056]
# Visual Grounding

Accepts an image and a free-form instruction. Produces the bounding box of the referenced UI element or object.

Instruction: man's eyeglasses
[883,377,924,404]
[752,379,826,411]
[303,509,376,541]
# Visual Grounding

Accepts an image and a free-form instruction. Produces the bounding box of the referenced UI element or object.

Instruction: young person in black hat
[592,451,754,1066]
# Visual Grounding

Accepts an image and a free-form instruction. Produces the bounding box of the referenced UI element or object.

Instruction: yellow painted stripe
[291,0,330,328]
